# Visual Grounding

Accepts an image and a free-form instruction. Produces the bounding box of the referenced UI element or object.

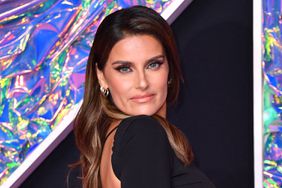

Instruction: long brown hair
[74,5,193,188]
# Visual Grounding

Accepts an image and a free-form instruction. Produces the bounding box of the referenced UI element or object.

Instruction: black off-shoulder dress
[110,115,216,188]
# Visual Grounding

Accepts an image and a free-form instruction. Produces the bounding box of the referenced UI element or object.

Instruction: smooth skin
[97,34,169,188]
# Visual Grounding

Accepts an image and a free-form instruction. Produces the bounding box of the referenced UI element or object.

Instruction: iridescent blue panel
[263,0,282,187]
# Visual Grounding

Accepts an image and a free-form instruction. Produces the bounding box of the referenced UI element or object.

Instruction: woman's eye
[147,61,163,69]
[115,66,131,73]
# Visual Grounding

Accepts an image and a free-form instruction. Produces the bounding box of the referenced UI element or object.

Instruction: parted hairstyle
[74,5,193,188]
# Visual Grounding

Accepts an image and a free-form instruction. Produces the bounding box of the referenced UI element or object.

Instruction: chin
[132,111,155,116]
[119,101,166,117]
[129,107,161,116]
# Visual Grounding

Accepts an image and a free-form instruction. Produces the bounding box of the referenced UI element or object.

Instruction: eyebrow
[111,54,165,65]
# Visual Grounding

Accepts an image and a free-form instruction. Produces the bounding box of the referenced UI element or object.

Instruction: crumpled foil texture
[263,0,282,187]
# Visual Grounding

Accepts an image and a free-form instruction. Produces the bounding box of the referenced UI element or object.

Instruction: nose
[136,70,149,90]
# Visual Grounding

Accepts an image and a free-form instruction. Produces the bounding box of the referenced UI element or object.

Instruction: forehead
[107,35,164,63]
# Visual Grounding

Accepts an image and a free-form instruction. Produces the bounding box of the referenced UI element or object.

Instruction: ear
[96,65,108,88]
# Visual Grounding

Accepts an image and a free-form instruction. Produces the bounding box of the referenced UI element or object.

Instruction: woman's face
[97,35,169,117]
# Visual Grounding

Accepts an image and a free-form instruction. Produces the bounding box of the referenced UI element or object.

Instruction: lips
[130,94,155,103]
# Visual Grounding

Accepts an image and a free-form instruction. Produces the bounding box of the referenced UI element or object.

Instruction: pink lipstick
[130,94,155,103]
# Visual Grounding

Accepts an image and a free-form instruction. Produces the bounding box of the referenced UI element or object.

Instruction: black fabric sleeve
[112,115,173,188]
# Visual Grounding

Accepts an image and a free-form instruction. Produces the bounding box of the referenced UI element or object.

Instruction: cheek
[152,69,169,90]
[157,77,168,97]
[150,71,169,102]
[106,75,132,101]
[159,70,169,100]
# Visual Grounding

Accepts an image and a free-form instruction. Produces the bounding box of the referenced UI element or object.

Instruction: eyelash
[114,65,131,73]
[114,60,164,73]
[148,60,164,69]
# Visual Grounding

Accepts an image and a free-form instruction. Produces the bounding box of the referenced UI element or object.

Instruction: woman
[74,5,215,188]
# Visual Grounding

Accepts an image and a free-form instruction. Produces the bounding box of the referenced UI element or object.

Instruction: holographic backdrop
[263,1,282,187]
[0,0,174,185]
